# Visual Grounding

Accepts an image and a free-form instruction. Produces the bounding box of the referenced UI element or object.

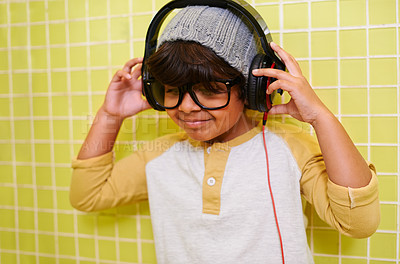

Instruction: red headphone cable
[262,65,285,263]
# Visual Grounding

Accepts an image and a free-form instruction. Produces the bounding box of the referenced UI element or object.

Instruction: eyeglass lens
[150,81,230,109]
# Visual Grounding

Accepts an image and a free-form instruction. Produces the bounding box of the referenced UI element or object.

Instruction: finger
[130,63,143,80]
[267,79,298,95]
[268,103,289,116]
[252,68,296,83]
[270,42,302,77]
[123,57,144,73]
[111,70,132,82]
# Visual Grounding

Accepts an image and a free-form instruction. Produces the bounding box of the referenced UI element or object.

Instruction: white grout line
[395,0,400,263]
[82,2,101,263]
[5,1,21,263]
[43,0,61,263]
[25,1,40,263]
[335,1,343,262]
[305,0,315,257]
[62,0,82,263]
[365,0,371,263]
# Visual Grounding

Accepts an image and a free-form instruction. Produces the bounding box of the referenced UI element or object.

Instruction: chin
[186,130,216,142]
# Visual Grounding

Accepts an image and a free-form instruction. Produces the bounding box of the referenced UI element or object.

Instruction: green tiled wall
[0,0,398,263]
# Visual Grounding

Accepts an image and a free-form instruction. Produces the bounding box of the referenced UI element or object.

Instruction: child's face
[166,85,253,143]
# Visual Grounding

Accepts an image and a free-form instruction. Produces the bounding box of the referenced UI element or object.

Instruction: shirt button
[207,177,216,186]
[206,146,212,154]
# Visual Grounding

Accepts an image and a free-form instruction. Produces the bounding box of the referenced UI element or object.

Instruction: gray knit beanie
[158,5,262,80]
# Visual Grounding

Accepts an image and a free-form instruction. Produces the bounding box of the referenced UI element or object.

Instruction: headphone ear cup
[142,77,166,111]
[247,54,273,112]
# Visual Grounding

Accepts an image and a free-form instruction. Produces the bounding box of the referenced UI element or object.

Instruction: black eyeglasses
[144,77,241,110]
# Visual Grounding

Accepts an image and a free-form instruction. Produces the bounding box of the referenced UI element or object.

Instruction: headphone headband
[143,0,284,77]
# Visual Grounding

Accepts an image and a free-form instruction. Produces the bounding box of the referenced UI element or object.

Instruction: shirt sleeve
[271,121,380,238]
[69,132,187,212]
[70,149,149,212]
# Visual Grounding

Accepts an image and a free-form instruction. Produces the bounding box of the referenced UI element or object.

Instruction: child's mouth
[180,118,211,128]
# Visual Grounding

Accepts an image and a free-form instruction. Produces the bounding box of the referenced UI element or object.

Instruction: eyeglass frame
[143,77,242,111]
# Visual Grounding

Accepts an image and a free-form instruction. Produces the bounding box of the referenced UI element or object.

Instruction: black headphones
[142,0,285,112]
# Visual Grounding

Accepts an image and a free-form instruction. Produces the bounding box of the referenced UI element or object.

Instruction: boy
[70,5,379,263]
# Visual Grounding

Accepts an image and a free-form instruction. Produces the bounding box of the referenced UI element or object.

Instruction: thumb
[268,104,289,115]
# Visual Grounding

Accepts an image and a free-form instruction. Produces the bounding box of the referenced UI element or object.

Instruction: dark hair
[146,41,246,99]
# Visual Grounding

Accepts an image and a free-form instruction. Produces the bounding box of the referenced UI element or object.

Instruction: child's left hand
[252,42,330,127]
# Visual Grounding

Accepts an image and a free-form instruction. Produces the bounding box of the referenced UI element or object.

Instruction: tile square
[377,175,397,202]
[38,212,54,232]
[32,73,48,93]
[0,231,16,250]
[19,232,36,252]
[370,116,397,144]
[57,213,74,233]
[339,29,366,57]
[88,0,107,17]
[370,87,397,114]
[33,120,50,140]
[31,48,48,69]
[38,234,56,254]
[313,229,339,255]
[369,28,396,56]
[340,88,367,115]
[339,0,366,27]
[110,17,130,41]
[35,143,52,163]
[370,232,397,259]
[32,97,49,116]
[15,143,32,162]
[10,26,27,47]
[18,210,35,230]
[283,3,308,29]
[311,60,338,87]
[10,3,27,23]
[11,49,28,70]
[70,71,88,91]
[369,58,397,86]
[49,23,66,45]
[311,31,337,58]
[90,19,108,42]
[16,165,33,184]
[369,0,396,25]
[14,119,32,141]
[340,59,367,86]
[311,1,337,28]
[68,21,87,43]
[35,166,52,186]
[29,1,45,23]
[68,0,86,19]
[0,209,15,228]
[58,236,76,256]
[371,146,397,173]
[47,0,65,21]
[282,32,309,58]
[98,240,117,261]
[119,241,138,263]
[30,25,47,46]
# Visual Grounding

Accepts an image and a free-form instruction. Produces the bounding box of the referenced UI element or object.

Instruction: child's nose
[178,92,201,113]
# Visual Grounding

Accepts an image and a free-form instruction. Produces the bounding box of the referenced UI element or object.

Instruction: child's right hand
[101,57,151,119]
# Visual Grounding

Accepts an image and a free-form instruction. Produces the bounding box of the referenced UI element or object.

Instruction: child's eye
[197,87,215,96]
[193,83,227,97]
[165,87,179,96]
